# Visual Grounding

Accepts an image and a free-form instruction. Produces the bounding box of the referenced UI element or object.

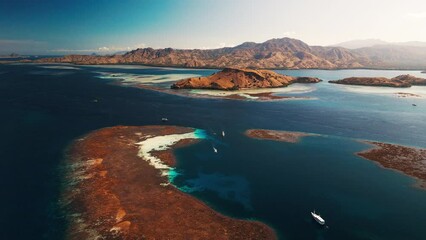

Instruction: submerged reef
[358,141,426,189]
[245,129,318,143]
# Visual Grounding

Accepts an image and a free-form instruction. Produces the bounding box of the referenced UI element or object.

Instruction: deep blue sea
[0,64,425,240]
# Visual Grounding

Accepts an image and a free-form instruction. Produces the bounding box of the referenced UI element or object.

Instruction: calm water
[0,64,425,239]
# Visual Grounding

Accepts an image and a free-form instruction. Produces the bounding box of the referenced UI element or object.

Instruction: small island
[358,141,426,188]
[171,68,321,90]
[62,125,276,239]
[329,74,426,88]
[245,129,318,143]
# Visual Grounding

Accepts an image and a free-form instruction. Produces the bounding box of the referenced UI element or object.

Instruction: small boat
[213,146,218,153]
[161,117,168,122]
[311,210,325,225]
[221,131,225,137]
[412,104,417,106]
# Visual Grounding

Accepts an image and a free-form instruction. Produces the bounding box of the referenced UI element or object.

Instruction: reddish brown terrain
[171,68,321,90]
[245,129,318,143]
[358,141,426,188]
[30,37,426,69]
[34,38,368,69]
[329,74,426,88]
[62,125,276,240]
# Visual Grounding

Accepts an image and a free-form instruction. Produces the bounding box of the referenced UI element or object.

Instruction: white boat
[311,211,325,225]
[213,146,218,153]
[161,117,168,122]
[221,131,225,137]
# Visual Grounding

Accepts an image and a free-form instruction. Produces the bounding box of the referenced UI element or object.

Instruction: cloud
[97,46,110,51]
[200,42,236,50]
[282,31,297,37]
[134,43,146,49]
[49,43,147,54]
[406,12,426,19]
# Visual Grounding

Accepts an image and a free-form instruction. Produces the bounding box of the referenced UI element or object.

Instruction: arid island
[62,125,276,239]
[357,141,426,189]
[329,74,426,88]
[172,68,321,90]
[168,68,321,100]
[245,129,319,143]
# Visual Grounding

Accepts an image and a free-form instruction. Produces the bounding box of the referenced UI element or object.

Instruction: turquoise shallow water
[0,64,425,239]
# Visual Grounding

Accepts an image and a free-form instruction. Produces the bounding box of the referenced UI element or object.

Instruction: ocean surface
[0,63,425,240]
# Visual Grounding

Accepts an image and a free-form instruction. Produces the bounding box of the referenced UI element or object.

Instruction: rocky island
[245,129,319,143]
[171,68,321,90]
[358,141,426,189]
[329,74,426,88]
[62,125,276,239]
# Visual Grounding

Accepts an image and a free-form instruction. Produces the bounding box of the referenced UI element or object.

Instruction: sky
[1,0,426,55]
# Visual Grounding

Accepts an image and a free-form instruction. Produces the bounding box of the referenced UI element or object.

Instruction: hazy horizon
[1,0,426,55]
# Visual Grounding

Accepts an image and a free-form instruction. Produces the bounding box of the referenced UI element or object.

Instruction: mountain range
[332,39,426,49]
[36,37,426,69]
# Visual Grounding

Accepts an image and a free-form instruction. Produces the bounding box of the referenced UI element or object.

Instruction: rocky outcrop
[329,74,426,88]
[170,68,321,90]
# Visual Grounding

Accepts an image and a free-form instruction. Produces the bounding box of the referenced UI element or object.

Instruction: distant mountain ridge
[36,37,426,69]
[333,39,426,49]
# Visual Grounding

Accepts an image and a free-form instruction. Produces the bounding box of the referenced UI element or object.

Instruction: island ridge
[329,74,426,88]
[171,68,321,90]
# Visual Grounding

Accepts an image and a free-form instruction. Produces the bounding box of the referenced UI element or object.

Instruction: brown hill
[329,74,426,87]
[353,45,426,69]
[34,37,426,69]
[35,38,367,69]
[171,68,321,90]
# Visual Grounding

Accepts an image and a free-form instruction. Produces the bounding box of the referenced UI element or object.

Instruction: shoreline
[137,84,314,101]
[3,61,426,71]
[357,141,426,189]
[61,125,276,239]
